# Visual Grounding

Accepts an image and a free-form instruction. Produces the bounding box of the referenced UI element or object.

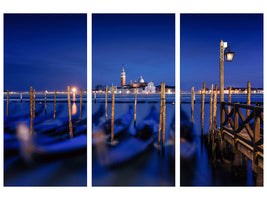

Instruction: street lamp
[224,46,235,62]
[219,40,235,133]
[219,40,235,103]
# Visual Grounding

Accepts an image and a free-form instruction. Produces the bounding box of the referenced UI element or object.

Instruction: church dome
[138,76,144,83]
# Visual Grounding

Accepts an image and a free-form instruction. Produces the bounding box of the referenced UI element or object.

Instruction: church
[117,65,156,94]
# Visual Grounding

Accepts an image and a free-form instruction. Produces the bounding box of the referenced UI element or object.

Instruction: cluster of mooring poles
[187,81,263,186]
[5,87,84,139]
[100,82,166,152]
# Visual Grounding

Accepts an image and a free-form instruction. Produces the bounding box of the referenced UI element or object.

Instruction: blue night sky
[180,14,263,91]
[4,14,87,91]
[92,14,175,88]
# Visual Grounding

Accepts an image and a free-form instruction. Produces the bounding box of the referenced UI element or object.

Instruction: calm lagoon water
[4,93,87,186]
[181,93,263,186]
[92,93,175,186]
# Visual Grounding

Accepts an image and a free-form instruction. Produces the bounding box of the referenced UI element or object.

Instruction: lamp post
[219,40,235,133]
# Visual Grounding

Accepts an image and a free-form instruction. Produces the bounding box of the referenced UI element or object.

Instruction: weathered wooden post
[201,82,205,136]
[67,86,73,138]
[209,84,213,134]
[219,40,225,136]
[232,103,245,171]
[247,81,251,118]
[33,89,36,118]
[53,90,57,118]
[79,89,82,120]
[20,92,23,103]
[105,86,108,122]
[134,87,137,127]
[158,83,164,153]
[191,86,195,123]
[180,89,182,107]
[45,90,47,115]
[6,89,9,116]
[228,86,232,127]
[162,82,166,150]
[30,87,33,135]
[111,86,115,144]
[94,91,96,104]
[253,107,263,186]
[212,85,218,143]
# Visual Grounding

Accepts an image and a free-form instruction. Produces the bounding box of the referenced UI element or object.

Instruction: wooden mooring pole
[20,92,23,103]
[180,89,182,106]
[209,84,213,133]
[228,86,232,127]
[212,85,218,143]
[30,87,33,135]
[247,81,251,118]
[162,82,166,151]
[45,90,47,115]
[105,87,108,122]
[111,86,115,144]
[79,89,82,120]
[33,89,36,118]
[134,87,137,127]
[158,84,163,153]
[191,86,195,123]
[53,90,57,118]
[67,86,73,138]
[201,82,205,136]
[94,91,96,104]
[158,82,165,153]
[6,89,9,116]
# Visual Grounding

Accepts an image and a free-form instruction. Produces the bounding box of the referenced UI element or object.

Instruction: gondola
[96,106,159,167]
[92,104,105,126]
[92,106,134,146]
[180,109,197,186]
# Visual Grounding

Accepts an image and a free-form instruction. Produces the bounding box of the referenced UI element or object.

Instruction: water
[4,93,87,186]
[92,93,175,186]
[181,93,263,186]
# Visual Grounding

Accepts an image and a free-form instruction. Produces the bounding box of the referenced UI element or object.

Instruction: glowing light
[72,87,77,93]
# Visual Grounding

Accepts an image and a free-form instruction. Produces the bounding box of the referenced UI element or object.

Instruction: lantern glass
[225,52,235,62]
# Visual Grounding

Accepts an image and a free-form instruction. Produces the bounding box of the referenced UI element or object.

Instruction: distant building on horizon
[93,65,175,94]
[118,66,156,94]
[121,65,126,87]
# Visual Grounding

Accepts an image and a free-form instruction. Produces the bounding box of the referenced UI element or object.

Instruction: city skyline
[92,14,175,88]
[180,14,263,92]
[4,14,87,91]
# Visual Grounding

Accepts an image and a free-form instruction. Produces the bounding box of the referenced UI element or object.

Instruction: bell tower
[121,65,126,87]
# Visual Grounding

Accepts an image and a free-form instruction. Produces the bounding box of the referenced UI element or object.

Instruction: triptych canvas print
[3,13,263,187]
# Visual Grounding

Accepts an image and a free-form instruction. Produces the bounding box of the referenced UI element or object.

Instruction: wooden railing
[220,102,263,170]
